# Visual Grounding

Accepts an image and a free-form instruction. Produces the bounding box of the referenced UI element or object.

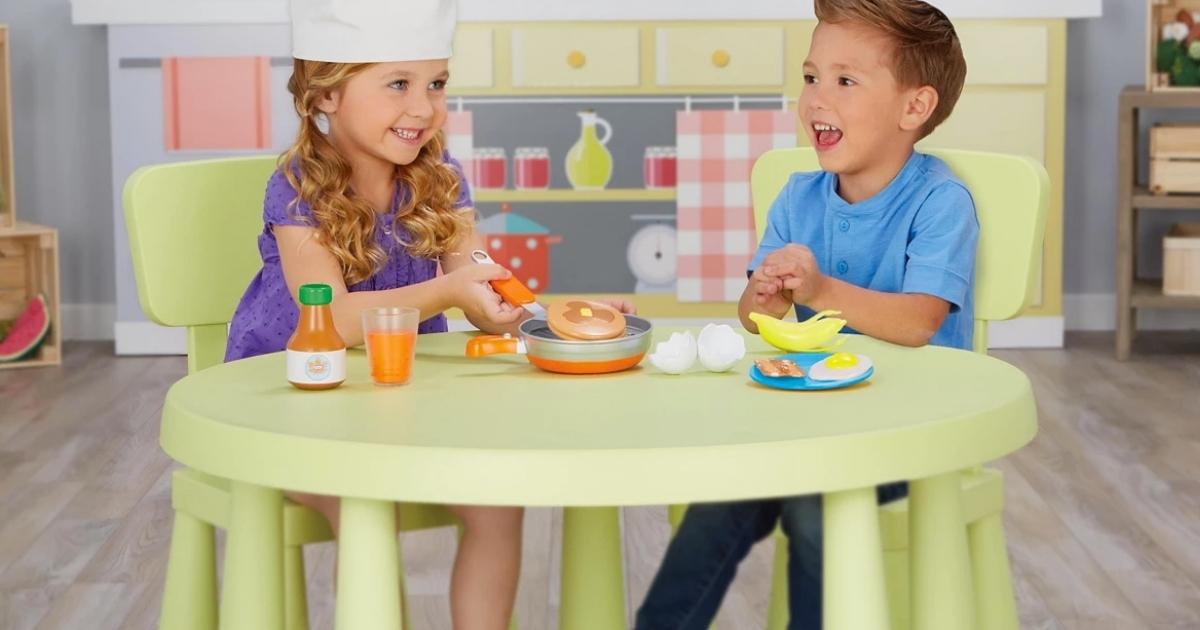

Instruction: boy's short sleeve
[747,179,795,273]
[902,183,979,312]
[263,169,314,228]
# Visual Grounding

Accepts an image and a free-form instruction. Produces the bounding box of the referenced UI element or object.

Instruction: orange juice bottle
[287,284,346,390]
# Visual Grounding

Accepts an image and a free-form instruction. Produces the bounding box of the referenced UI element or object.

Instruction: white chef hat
[290,0,457,63]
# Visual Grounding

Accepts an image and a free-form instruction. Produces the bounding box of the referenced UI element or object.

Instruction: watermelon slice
[0,294,51,362]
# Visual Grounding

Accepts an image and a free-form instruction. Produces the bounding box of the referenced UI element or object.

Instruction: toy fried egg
[808,352,873,382]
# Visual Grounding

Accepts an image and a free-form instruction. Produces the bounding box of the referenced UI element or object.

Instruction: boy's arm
[808,279,950,347]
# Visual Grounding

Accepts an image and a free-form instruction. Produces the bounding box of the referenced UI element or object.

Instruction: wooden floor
[0,333,1197,630]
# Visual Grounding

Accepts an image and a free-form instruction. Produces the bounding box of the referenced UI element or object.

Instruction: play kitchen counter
[160,328,1036,630]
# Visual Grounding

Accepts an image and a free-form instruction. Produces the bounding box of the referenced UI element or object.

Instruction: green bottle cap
[298,284,333,306]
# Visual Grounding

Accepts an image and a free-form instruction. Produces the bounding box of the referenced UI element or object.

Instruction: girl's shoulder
[263,163,313,227]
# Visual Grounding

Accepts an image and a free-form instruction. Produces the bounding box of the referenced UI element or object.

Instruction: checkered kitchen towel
[675,109,796,302]
[443,111,474,187]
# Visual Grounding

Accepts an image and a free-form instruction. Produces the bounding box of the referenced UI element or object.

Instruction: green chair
[124,156,460,630]
[670,147,1047,630]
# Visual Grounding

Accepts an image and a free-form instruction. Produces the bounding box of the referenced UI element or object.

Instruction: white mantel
[71,0,1102,26]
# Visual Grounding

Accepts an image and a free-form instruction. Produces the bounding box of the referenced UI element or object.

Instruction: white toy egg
[808,352,873,382]
[648,331,698,375]
[696,324,746,373]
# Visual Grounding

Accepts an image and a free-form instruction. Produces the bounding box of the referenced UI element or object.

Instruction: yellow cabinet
[448,27,494,89]
[655,26,784,87]
[958,24,1048,85]
[511,27,640,88]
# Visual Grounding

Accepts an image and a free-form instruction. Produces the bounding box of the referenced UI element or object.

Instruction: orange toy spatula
[470,250,547,318]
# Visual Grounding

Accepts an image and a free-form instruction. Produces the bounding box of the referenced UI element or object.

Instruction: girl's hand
[444,264,527,330]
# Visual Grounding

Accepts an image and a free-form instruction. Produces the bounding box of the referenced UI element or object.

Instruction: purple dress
[225,158,472,362]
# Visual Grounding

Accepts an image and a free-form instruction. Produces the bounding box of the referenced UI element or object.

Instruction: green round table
[161,328,1036,630]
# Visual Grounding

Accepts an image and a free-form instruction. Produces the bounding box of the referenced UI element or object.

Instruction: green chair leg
[160,511,218,630]
[336,498,402,630]
[284,545,309,630]
[221,482,285,630]
[883,548,910,630]
[560,507,625,630]
[824,487,890,630]
[969,512,1018,630]
[910,473,974,630]
[766,534,789,630]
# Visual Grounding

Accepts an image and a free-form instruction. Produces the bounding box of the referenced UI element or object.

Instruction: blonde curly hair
[279,59,474,285]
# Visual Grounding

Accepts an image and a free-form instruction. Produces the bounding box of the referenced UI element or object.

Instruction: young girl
[223,56,525,628]
[225,4,630,624]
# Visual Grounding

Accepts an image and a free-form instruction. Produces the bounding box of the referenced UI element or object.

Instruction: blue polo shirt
[748,151,979,350]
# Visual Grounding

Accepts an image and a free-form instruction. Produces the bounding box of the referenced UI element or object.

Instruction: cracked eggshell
[648,331,698,375]
[697,324,746,372]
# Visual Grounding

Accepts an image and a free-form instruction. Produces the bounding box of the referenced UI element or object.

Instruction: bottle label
[287,349,346,385]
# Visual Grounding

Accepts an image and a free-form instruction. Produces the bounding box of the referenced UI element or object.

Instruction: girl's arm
[275,225,520,346]
[275,226,453,347]
[439,221,531,335]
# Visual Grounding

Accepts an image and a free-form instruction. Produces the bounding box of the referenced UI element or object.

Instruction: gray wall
[0,0,113,306]
[1,0,1189,325]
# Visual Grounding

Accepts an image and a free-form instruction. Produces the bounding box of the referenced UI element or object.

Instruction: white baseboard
[60,303,116,341]
[988,316,1063,348]
[1065,293,1200,331]
[114,320,187,355]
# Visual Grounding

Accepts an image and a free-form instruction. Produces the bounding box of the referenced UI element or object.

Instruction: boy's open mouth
[812,122,843,150]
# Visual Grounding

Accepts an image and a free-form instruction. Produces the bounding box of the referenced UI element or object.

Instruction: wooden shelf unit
[1116,86,1200,360]
[0,222,62,369]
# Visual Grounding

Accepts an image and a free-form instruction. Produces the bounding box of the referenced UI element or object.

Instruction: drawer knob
[567,50,586,69]
[712,49,731,68]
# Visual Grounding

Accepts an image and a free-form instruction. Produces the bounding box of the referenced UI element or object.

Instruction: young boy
[635,1,973,629]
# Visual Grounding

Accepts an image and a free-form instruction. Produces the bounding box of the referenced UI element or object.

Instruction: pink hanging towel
[675,109,796,302]
[162,57,271,151]
[443,111,474,186]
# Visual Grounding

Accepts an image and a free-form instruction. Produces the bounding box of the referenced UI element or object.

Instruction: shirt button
[839,219,850,232]
[837,260,849,275]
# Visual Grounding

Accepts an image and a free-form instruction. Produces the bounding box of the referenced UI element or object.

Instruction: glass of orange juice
[362,307,419,386]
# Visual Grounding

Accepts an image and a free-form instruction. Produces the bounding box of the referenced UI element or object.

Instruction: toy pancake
[546,300,627,341]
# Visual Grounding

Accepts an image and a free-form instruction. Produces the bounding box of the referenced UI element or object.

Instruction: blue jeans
[635,483,908,630]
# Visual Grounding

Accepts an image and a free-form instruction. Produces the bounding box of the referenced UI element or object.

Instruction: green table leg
[336,497,402,630]
[823,487,890,630]
[560,507,625,630]
[220,482,284,630]
[969,512,1018,630]
[910,473,974,630]
[766,533,790,630]
[284,545,309,630]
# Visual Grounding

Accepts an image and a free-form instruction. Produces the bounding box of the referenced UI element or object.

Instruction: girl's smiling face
[797,21,920,177]
[319,60,450,168]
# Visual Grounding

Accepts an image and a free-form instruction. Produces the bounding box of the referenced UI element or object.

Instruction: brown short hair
[814,0,966,138]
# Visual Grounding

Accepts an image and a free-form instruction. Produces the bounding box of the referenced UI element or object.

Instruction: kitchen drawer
[448,27,494,88]
[655,26,784,87]
[511,27,640,88]
[957,24,1048,85]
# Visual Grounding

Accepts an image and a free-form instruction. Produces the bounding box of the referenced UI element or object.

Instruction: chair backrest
[123,155,278,372]
[750,148,1049,353]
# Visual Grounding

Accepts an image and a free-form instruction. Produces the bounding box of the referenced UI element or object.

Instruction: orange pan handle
[466,335,522,357]
[471,250,536,307]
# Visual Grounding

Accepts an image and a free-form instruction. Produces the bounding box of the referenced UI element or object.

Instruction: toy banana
[749,310,847,352]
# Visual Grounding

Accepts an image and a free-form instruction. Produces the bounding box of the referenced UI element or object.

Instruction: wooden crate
[0,222,61,369]
[1150,124,1200,194]
[1164,223,1200,295]
[1148,0,1200,92]
[0,26,14,229]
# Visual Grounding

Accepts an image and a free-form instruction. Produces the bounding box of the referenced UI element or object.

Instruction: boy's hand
[749,265,794,314]
[761,244,828,307]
